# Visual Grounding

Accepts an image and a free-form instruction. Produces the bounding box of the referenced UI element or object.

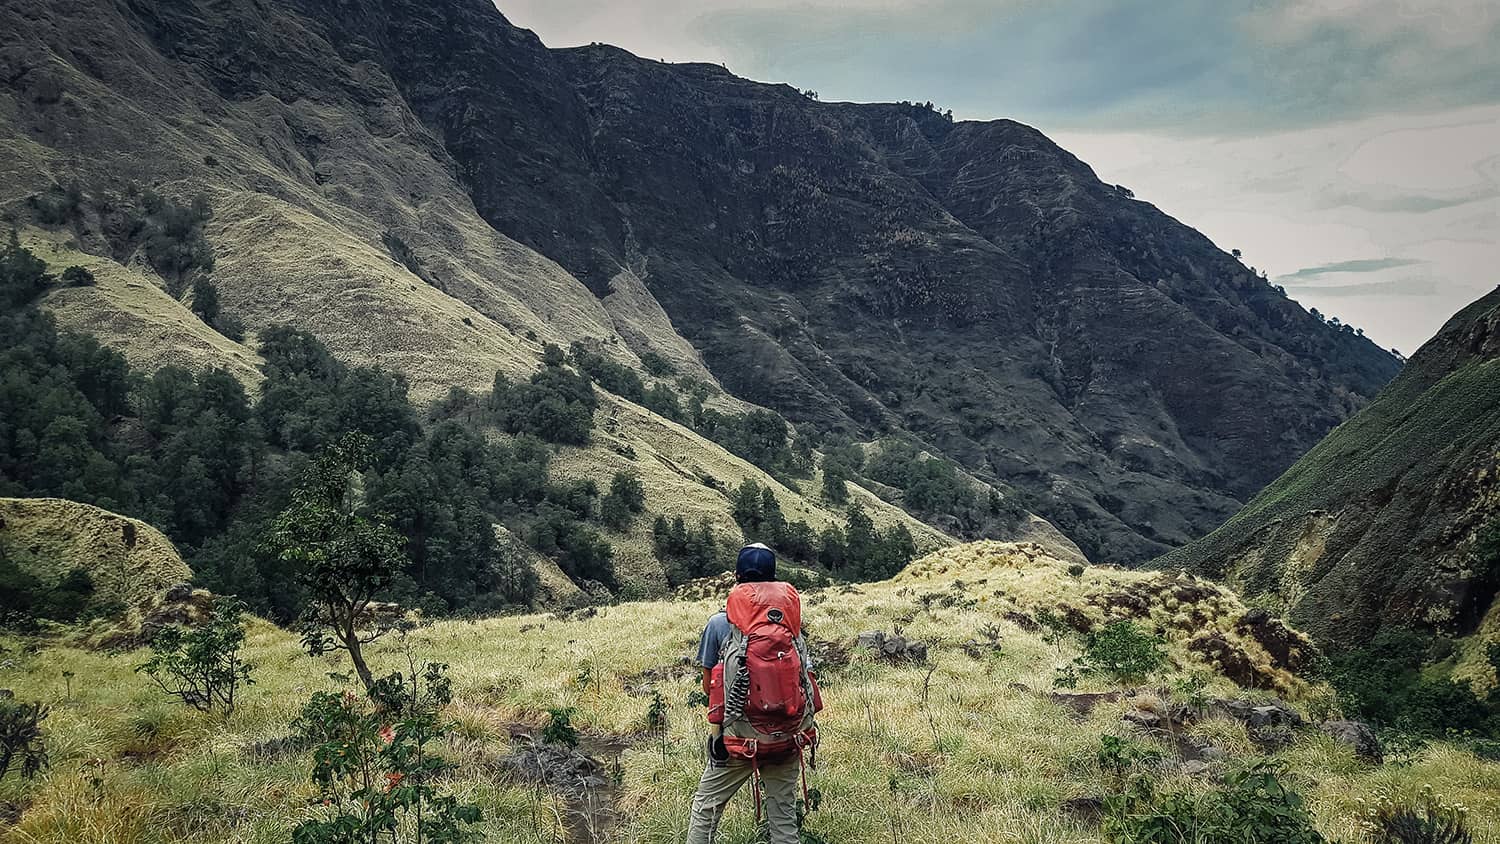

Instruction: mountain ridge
[1,0,1398,571]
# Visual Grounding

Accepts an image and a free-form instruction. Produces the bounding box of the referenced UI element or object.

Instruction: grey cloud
[1317,187,1500,214]
[1284,277,1439,297]
[1281,258,1423,280]
[684,0,1500,133]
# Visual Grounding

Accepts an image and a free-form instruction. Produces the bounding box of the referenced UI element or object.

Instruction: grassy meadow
[1,542,1497,843]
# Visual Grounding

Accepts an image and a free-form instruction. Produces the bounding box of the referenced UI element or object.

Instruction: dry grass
[2,541,1497,843]
[0,497,189,608]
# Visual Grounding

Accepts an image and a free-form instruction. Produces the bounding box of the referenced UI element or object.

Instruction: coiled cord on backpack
[725,659,750,720]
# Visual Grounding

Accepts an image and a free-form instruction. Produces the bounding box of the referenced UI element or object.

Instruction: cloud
[1280,258,1423,280]
[1282,277,1440,297]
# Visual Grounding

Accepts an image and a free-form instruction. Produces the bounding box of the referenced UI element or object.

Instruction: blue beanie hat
[736,542,776,581]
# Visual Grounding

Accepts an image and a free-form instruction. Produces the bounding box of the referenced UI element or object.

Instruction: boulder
[1320,719,1383,763]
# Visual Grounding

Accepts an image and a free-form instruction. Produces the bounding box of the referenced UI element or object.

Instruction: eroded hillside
[1159,287,1500,667]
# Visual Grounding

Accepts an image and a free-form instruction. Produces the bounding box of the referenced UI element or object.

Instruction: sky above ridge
[498,0,1500,354]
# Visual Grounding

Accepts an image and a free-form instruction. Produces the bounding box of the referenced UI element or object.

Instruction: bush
[0,698,49,782]
[292,662,482,843]
[61,265,94,287]
[137,191,215,287]
[1102,761,1324,844]
[1,230,52,307]
[640,351,675,377]
[1360,787,1473,844]
[135,596,255,714]
[489,350,598,444]
[1078,621,1165,684]
[543,707,578,747]
[570,341,644,402]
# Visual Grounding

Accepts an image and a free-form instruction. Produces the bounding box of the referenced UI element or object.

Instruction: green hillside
[1158,287,1500,658]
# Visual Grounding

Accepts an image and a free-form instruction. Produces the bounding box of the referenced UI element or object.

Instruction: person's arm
[701,668,712,696]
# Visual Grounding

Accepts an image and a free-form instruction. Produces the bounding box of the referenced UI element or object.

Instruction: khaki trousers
[685,745,800,844]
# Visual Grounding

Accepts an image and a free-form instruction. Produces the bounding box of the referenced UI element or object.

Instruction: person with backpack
[687,542,821,844]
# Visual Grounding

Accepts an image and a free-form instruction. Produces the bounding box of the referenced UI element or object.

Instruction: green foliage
[188,278,243,341]
[135,596,254,715]
[0,698,48,782]
[570,342,644,402]
[1360,787,1474,844]
[542,707,579,747]
[1324,628,1499,740]
[258,325,422,460]
[639,351,675,377]
[821,455,851,504]
[60,265,94,287]
[30,181,82,226]
[489,349,598,444]
[368,423,544,611]
[528,503,616,588]
[697,408,799,477]
[645,689,668,733]
[653,516,725,586]
[599,471,646,530]
[1,230,53,307]
[834,502,917,581]
[1078,621,1166,684]
[292,663,481,844]
[727,478,818,562]
[1096,734,1162,783]
[269,434,409,690]
[1102,762,1325,844]
[0,543,97,627]
[135,191,215,288]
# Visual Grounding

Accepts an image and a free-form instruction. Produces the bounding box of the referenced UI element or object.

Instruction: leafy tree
[1078,621,1166,684]
[137,190,215,288]
[1,230,51,307]
[60,265,94,287]
[136,596,254,715]
[639,351,675,377]
[489,352,598,445]
[821,456,851,504]
[569,341,644,402]
[268,434,408,690]
[600,471,645,531]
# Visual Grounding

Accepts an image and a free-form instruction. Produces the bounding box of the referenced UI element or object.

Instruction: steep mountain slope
[0,0,950,598]
[1158,287,1500,652]
[257,1,1395,563]
[0,0,1397,569]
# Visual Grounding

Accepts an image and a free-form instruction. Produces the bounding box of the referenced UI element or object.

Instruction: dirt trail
[499,725,632,844]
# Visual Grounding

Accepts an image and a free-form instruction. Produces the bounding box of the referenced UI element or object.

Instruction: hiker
[687,542,821,844]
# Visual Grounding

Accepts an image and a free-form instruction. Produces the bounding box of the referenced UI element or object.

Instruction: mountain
[0,0,1396,573]
[1158,287,1500,657]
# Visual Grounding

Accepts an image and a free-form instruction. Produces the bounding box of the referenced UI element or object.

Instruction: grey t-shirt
[695,611,732,670]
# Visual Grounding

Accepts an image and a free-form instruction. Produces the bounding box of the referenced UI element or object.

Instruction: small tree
[0,698,48,782]
[268,433,408,691]
[136,595,254,715]
[821,457,851,504]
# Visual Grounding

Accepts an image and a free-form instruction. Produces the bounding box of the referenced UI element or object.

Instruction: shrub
[292,662,481,844]
[570,341,644,402]
[138,191,215,287]
[489,351,598,444]
[1,230,52,307]
[0,698,49,782]
[600,470,647,530]
[1079,621,1166,684]
[61,265,94,287]
[136,596,255,715]
[1102,761,1325,844]
[543,707,579,747]
[640,351,675,377]
[1360,787,1473,844]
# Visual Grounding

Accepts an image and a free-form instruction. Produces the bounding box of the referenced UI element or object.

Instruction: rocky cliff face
[1158,287,1500,651]
[1,0,1399,565]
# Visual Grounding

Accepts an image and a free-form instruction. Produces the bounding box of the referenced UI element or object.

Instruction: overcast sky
[498,0,1499,354]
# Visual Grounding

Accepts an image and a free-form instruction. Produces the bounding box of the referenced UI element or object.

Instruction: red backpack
[707,581,822,760]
